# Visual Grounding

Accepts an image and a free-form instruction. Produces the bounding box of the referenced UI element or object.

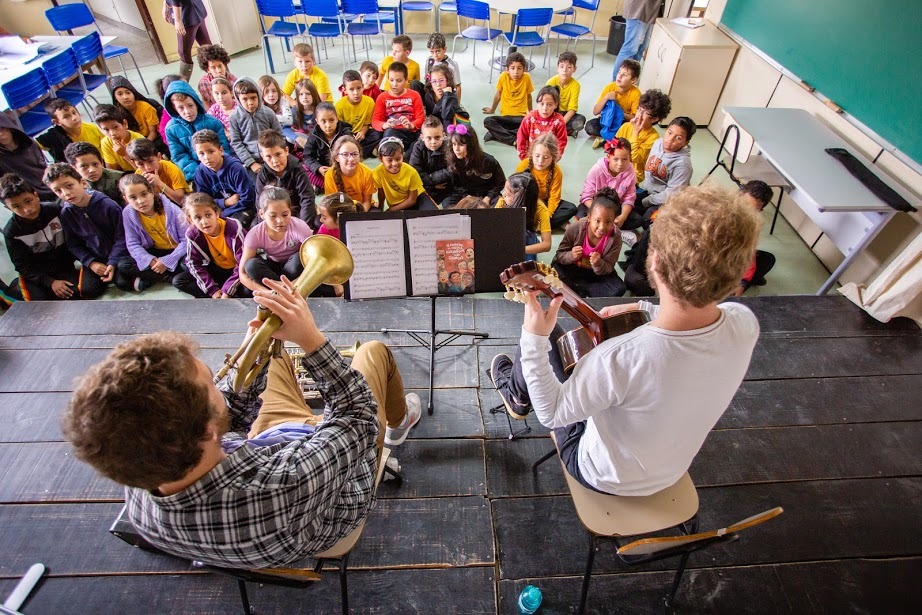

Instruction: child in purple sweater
[579,137,637,229]
[177,192,250,299]
[118,174,191,292]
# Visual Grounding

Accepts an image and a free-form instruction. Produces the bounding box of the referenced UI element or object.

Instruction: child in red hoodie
[516,85,568,161]
[371,61,425,151]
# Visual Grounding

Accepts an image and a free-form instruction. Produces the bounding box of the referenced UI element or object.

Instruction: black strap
[825,148,917,213]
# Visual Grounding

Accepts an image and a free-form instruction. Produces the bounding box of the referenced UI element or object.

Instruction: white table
[726,107,920,295]
[0,35,116,112]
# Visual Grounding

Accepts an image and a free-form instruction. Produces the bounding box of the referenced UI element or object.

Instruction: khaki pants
[247,341,408,454]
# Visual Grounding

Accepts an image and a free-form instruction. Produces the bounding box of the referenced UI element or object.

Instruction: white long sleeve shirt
[520,301,759,496]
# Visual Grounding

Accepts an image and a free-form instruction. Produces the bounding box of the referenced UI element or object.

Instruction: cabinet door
[638,25,670,91]
[653,38,681,93]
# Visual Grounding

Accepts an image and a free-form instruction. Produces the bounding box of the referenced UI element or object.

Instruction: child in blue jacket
[163,80,234,181]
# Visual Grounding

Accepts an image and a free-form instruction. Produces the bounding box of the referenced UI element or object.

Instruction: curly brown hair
[62,332,215,490]
[196,44,231,72]
[649,185,761,307]
[638,88,672,122]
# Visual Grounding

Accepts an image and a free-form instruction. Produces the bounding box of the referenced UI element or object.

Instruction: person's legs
[349,340,409,452]
[75,266,106,299]
[282,251,305,280]
[613,18,646,80]
[361,129,383,158]
[566,113,586,137]
[244,256,284,286]
[305,167,326,191]
[584,117,602,138]
[621,208,645,231]
[229,209,255,229]
[172,264,209,298]
[491,324,569,417]
[19,277,54,301]
[554,421,613,493]
[635,21,654,61]
[248,351,319,438]
[483,116,522,146]
[624,263,654,297]
[382,128,418,151]
[583,272,627,298]
[415,193,439,210]
[550,200,577,228]
[752,250,776,285]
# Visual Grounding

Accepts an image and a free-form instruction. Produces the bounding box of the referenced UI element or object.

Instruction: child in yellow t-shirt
[282,43,332,103]
[95,105,145,172]
[377,35,422,87]
[36,99,104,163]
[615,89,672,183]
[371,137,437,211]
[335,70,383,159]
[546,51,584,137]
[482,53,534,146]
[109,76,161,142]
[515,133,575,229]
[126,138,190,205]
[587,59,642,147]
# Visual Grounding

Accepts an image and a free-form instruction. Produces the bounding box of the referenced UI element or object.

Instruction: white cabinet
[638,19,738,125]
[202,0,261,56]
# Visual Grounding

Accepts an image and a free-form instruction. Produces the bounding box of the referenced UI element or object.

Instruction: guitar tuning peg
[518,290,528,304]
[504,288,515,301]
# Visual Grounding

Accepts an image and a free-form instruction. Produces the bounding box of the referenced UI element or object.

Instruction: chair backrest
[617,507,784,558]
[515,7,553,28]
[456,0,490,21]
[303,0,341,19]
[41,49,81,89]
[1,68,51,111]
[341,0,380,14]
[45,2,95,33]
[255,0,298,19]
[71,32,105,68]
[573,0,601,10]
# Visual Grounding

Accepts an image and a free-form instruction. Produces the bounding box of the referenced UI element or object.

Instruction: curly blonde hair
[649,185,761,307]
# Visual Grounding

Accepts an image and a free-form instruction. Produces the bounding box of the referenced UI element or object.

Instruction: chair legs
[769,189,785,235]
[577,533,597,615]
[237,580,252,615]
[665,516,700,608]
[489,403,531,440]
[121,50,149,94]
[338,554,349,615]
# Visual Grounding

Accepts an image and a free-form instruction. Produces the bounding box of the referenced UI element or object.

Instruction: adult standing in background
[163,0,211,82]
[612,0,663,80]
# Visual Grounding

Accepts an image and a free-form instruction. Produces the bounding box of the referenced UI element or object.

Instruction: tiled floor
[0,32,832,300]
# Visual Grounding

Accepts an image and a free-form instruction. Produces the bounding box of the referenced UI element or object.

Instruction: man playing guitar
[491,185,762,496]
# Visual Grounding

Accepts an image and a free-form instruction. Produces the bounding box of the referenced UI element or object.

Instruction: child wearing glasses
[614,89,672,184]
[325,135,375,212]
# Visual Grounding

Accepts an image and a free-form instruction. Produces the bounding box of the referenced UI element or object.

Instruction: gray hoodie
[640,139,692,207]
[229,77,282,168]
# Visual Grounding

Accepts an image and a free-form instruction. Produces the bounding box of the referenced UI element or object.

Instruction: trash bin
[607,16,626,56]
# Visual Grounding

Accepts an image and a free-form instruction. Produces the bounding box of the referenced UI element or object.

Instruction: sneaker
[483,132,495,142]
[620,229,639,248]
[384,393,422,446]
[372,145,379,157]
[592,137,604,149]
[489,354,531,419]
[382,455,401,482]
[133,277,152,292]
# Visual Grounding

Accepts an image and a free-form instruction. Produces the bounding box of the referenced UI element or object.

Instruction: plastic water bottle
[517,585,542,614]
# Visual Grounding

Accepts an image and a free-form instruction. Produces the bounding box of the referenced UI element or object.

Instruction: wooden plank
[407,388,484,439]
[0,393,70,442]
[692,422,922,486]
[0,567,497,614]
[484,437,565,498]
[478,390,551,440]
[349,497,494,568]
[747,336,922,380]
[390,345,480,389]
[493,478,922,579]
[377,439,486,499]
[0,442,122,503]
[498,558,922,614]
[722,375,922,428]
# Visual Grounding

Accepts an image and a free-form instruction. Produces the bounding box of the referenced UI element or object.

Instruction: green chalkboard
[720,0,922,165]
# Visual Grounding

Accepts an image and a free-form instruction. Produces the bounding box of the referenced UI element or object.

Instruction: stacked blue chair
[301,0,347,65]
[341,0,390,60]
[549,0,601,68]
[256,0,308,74]
[2,68,54,137]
[44,2,148,93]
[402,1,436,33]
[41,48,97,115]
[493,8,554,81]
[437,0,458,33]
[69,33,110,100]
[452,0,501,81]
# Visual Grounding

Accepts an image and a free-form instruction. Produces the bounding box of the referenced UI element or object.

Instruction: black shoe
[483,132,495,142]
[489,354,531,419]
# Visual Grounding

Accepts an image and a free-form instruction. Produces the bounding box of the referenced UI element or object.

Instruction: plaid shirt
[124,340,379,568]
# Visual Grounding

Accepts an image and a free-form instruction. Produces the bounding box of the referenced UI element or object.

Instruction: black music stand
[341,208,526,416]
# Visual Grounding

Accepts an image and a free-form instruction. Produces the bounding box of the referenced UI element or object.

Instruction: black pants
[624,263,654,297]
[566,114,586,136]
[177,21,211,64]
[553,261,626,298]
[360,128,383,159]
[742,250,776,290]
[244,252,303,286]
[175,263,252,298]
[483,115,523,146]
[550,200,578,228]
[381,127,418,151]
[404,193,439,210]
[440,191,497,209]
[20,266,106,301]
[119,248,192,292]
[228,209,256,230]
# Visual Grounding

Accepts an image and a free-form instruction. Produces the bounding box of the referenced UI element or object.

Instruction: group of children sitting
[0,35,774,305]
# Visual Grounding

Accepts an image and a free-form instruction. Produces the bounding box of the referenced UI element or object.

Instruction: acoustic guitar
[500,261,651,372]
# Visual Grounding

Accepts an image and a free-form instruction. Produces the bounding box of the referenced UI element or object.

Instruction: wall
[706,1,922,288]
[0,0,57,36]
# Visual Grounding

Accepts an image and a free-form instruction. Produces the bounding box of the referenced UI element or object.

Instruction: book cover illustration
[436,239,474,295]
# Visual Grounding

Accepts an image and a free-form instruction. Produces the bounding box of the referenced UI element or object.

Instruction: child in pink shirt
[579,137,637,229]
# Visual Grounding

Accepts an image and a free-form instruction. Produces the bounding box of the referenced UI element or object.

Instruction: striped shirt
[125,340,379,568]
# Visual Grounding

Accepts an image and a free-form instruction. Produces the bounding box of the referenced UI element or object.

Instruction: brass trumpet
[215,235,354,392]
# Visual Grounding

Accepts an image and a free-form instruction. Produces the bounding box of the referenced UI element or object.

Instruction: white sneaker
[384,393,421,446]
[620,229,639,248]
[382,455,401,482]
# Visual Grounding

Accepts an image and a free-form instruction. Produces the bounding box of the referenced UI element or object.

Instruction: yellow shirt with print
[335,95,375,132]
[372,162,425,208]
[515,158,563,216]
[495,197,551,233]
[616,121,659,183]
[100,130,144,171]
[139,211,177,250]
[203,218,236,270]
[282,65,332,98]
[380,56,421,82]
[546,75,580,114]
[497,72,534,117]
[325,163,375,205]
[597,83,640,118]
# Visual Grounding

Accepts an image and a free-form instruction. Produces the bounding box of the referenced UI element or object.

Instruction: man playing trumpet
[63,276,421,568]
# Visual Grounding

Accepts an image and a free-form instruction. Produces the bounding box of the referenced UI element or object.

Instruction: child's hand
[51,279,74,299]
[630,113,644,132]
[101,264,115,282]
[114,139,128,157]
[250,162,262,173]
[224,193,239,206]
[607,91,618,101]
[589,252,601,266]
[571,246,583,260]
[150,258,167,274]
[318,165,330,175]
[212,289,224,299]
[354,127,368,141]
[142,171,165,189]
[383,118,395,129]
[731,285,746,297]
[296,135,308,147]
[89,261,107,277]
[481,106,493,114]
[333,283,344,298]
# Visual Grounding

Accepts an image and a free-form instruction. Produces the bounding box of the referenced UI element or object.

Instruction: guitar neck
[542,283,607,345]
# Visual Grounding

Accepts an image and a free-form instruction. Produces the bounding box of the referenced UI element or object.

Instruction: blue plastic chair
[452,0,501,80]
[1,68,53,137]
[437,1,457,32]
[41,48,97,114]
[44,2,148,93]
[402,1,436,32]
[549,0,600,68]
[341,0,389,61]
[493,8,554,81]
[69,32,110,97]
[256,0,308,74]
[301,0,347,65]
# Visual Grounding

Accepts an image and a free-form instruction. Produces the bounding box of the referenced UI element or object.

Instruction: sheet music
[406,215,470,296]
[344,219,407,299]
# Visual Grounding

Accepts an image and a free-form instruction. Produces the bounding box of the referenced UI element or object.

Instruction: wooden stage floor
[0,295,920,614]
